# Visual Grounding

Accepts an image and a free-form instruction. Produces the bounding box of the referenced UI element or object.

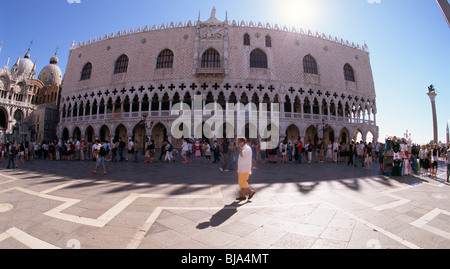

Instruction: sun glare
[275,0,320,28]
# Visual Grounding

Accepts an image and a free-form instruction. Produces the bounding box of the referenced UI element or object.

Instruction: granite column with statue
[427,85,438,145]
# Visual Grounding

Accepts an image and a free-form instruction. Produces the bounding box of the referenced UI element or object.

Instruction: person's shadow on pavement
[196,201,248,229]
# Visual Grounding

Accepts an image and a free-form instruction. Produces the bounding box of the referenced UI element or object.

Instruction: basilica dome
[17,51,34,77]
[38,55,62,86]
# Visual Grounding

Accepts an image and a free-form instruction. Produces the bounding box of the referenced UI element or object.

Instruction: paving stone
[0,158,449,249]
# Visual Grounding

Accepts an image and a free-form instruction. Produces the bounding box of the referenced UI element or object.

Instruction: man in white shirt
[181,138,189,163]
[332,139,339,163]
[76,140,81,161]
[236,137,256,201]
[126,139,134,161]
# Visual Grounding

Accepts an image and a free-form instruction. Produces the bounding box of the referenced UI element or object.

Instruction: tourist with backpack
[92,140,107,175]
[6,142,17,169]
[118,137,126,161]
[163,141,174,163]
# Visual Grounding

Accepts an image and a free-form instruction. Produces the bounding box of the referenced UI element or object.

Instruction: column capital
[427,91,437,101]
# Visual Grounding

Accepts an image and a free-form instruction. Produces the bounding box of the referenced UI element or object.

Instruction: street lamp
[315,119,329,140]
[139,115,154,154]
[427,84,438,145]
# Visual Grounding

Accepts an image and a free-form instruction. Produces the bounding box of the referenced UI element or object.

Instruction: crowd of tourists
[1,138,449,182]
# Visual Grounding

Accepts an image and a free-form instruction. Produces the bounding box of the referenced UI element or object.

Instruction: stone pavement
[0,153,449,249]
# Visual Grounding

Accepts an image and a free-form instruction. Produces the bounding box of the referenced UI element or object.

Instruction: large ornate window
[243,33,250,46]
[80,62,92,80]
[303,55,318,74]
[250,49,268,68]
[201,48,221,68]
[344,63,355,82]
[113,54,129,74]
[156,49,174,69]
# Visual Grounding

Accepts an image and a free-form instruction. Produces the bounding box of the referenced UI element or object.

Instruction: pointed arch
[161,92,170,110]
[286,124,300,141]
[250,49,268,68]
[91,99,98,115]
[114,54,129,74]
[265,35,272,47]
[284,95,292,113]
[172,92,180,106]
[106,97,114,113]
[303,54,318,74]
[344,63,355,82]
[78,101,84,117]
[303,96,311,115]
[130,95,139,112]
[80,62,92,80]
[339,127,350,143]
[217,91,226,108]
[205,91,214,105]
[321,99,328,115]
[312,97,319,115]
[240,92,249,104]
[123,95,131,113]
[114,96,122,113]
[201,48,221,68]
[294,95,301,113]
[99,98,106,114]
[243,33,250,46]
[251,92,260,109]
[72,102,78,117]
[229,92,238,104]
[156,49,174,69]
[84,100,91,116]
[183,92,192,104]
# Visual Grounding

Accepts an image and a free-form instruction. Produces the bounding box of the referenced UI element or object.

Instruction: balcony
[195,68,225,77]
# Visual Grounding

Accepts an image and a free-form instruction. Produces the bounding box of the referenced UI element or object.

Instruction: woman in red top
[1,144,5,162]
[297,140,303,163]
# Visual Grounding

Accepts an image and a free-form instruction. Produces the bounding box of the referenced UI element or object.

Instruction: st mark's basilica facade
[0,47,62,144]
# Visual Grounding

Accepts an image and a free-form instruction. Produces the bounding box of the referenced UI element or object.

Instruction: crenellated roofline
[70,10,369,53]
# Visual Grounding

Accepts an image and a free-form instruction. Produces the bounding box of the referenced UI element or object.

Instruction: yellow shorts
[238,173,250,189]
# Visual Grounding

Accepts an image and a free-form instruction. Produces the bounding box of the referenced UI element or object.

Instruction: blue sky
[0,0,449,144]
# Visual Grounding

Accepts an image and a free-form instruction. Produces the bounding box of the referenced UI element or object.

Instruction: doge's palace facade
[59,8,378,149]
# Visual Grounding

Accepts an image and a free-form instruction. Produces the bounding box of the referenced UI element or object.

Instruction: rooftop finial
[32,57,37,72]
[24,40,33,59]
[210,6,216,20]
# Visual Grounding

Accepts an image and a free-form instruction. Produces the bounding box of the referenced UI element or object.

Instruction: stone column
[138,100,142,117]
[300,101,304,119]
[427,90,438,145]
[327,104,331,121]
[89,105,93,120]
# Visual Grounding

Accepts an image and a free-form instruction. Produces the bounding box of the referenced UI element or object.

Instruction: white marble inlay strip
[410,208,443,228]
[410,208,450,240]
[41,180,88,194]
[324,201,421,249]
[5,227,61,249]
